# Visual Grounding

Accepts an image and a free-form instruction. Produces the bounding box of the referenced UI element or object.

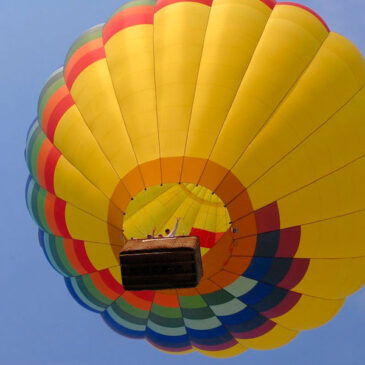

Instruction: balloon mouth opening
[121,182,231,255]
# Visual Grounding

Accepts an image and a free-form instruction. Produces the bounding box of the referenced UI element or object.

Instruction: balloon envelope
[25,0,365,357]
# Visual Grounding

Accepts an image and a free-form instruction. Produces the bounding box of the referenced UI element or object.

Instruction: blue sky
[0,1,364,364]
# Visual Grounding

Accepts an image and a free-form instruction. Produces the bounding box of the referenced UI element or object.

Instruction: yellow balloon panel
[54,105,120,199]
[215,207,230,233]
[278,156,365,227]
[124,184,173,218]
[293,257,365,299]
[84,242,120,271]
[154,3,210,158]
[65,204,121,244]
[109,265,123,283]
[238,324,298,350]
[190,189,218,232]
[274,295,344,330]
[246,87,365,209]
[209,3,329,173]
[166,186,206,236]
[104,25,160,165]
[232,33,365,190]
[156,348,194,356]
[295,210,365,258]
[53,156,117,225]
[124,185,187,237]
[69,60,138,178]
[184,0,272,160]
[195,342,247,358]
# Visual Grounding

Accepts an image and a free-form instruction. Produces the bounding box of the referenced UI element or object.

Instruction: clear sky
[0,1,364,364]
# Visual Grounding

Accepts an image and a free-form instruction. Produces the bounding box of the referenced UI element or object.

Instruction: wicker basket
[120,236,203,290]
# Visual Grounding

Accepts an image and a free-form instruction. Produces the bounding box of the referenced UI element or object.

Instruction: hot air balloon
[25,0,365,357]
